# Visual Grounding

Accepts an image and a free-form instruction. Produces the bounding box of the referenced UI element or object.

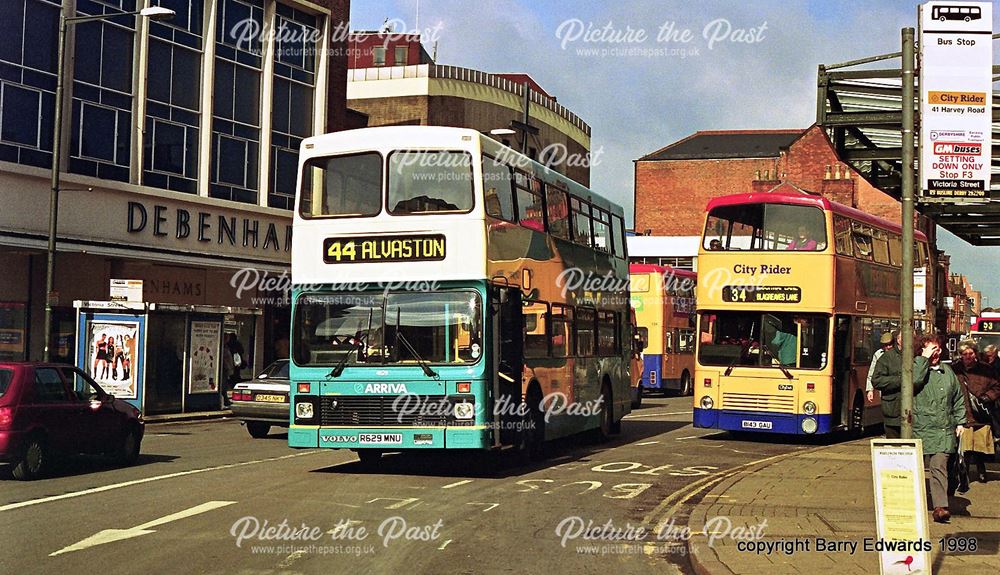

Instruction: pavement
[143,408,233,423]
[686,438,1000,574]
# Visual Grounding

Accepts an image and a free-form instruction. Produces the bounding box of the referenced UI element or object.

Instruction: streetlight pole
[900,27,915,439]
[41,6,174,362]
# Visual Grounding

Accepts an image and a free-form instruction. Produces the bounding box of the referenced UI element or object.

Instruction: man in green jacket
[872,331,928,438]
[912,335,968,523]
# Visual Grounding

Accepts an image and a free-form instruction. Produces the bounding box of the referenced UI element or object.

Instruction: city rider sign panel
[918,1,993,200]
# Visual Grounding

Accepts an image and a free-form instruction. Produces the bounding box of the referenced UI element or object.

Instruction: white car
[230,360,289,438]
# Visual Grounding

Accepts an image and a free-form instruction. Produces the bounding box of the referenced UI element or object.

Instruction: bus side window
[546,185,570,240]
[575,308,596,356]
[551,305,574,358]
[483,157,514,221]
[523,302,549,358]
[678,329,695,353]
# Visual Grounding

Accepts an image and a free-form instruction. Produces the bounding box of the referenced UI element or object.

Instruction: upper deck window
[388,151,474,214]
[299,152,382,218]
[703,203,827,252]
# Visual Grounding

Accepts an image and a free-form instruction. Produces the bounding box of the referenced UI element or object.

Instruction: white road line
[51,501,236,556]
[438,539,453,550]
[441,480,473,489]
[674,434,710,440]
[624,411,693,419]
[1,451,320,513]
[635,441,661,446]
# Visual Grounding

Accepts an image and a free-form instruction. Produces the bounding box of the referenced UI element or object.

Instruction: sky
[349,0,1000,306]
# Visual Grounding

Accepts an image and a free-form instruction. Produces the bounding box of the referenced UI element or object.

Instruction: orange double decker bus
[629,264,697,400]
[693,189,928,435]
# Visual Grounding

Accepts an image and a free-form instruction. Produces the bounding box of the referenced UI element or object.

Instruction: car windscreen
[0,368,12,397]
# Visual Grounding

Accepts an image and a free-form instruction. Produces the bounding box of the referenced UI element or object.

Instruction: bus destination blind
[978,320,1000,333]
[323,234,446,263]
[723,286,802,303]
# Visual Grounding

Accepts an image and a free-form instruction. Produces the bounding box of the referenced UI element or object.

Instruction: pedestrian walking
[911,335,968,523]
[981,344,1000,380]
[871,330,914,438]
[221,333,245,408]
[866,330,895,402]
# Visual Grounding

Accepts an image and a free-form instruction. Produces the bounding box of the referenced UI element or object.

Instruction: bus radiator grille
[319,395,450,426]
[721,393,796,414]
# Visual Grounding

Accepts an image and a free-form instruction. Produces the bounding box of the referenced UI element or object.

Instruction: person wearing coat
[912,335,968,523]
[953,341,1000,482]
[872,331,928,438]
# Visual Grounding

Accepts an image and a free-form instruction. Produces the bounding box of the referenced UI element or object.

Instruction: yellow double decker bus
[693,188,928,435]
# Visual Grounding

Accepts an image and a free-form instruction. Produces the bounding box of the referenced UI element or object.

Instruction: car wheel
[118,427,142,466]
[246,421,271,439]
[12,436,48,480]
[631,385,643,409]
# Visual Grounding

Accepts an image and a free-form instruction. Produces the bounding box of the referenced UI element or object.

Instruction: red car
[0,362,145,480]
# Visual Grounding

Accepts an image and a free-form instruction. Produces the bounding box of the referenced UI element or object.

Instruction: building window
[211,0,263,204]
[0,82,42,147]
[0,0,60,168]
[373,46,386,66]
[269,4,319,209]
[147,118,193,176]
[394,45,407,66]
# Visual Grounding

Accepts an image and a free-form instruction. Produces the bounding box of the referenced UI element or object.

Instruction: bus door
[494,286,523,446]
[832,316,853,427]
[661,329,675,386]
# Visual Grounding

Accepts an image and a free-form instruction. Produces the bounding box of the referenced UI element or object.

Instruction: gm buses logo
[933,142,981,155]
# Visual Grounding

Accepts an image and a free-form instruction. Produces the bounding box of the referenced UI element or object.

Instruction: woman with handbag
[954,341,1000,483]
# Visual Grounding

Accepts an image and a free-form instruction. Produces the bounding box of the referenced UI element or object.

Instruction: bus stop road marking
[441,480,474,489]
[438,539,453,550]
[635,441,661,446]
[1,451,321,513]
[50,500,237,556]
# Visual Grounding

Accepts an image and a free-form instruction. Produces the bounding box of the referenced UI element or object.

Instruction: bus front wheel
[356,450,383,467]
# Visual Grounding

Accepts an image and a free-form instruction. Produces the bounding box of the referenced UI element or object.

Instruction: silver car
[230,360,289,438]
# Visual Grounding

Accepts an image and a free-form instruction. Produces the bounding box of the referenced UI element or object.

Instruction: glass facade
[211,0,264,203]
[0,0,61,168]
[143,0,204,194]
[70,0,138,182]
[269,3,317,210]
[0,0,326,207]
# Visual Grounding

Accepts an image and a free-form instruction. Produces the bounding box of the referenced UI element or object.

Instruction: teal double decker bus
[288,126,631,464]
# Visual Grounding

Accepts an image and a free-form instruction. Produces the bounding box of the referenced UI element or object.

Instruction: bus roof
[629,263,697,279]
[704,189,928,241]
[301,126,624,219]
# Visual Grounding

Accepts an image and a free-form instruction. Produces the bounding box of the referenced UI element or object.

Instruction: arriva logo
[364,383,409,394]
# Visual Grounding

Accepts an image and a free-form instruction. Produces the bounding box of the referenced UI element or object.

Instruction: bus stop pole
[900,27,916,440]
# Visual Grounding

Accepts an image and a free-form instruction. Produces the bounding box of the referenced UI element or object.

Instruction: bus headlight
[295,402,314,419]
[803,401,817,415]
[453,402,475,420]
[700,396,714,410]
[801,417,818,434]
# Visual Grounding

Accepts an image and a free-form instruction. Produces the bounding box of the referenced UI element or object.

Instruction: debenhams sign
[126,201,291,254]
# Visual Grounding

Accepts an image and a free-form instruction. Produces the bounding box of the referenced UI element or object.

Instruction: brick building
[348,30,433,69]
